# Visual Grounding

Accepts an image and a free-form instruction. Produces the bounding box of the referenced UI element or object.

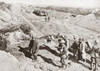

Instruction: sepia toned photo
[0,0,100,71]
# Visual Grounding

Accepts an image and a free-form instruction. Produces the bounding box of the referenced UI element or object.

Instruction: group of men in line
[0,32,100,71]
[28,33,100,70]
[42,34,100,70]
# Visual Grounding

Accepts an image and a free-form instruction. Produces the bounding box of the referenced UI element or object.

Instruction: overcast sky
[0,0,99,8]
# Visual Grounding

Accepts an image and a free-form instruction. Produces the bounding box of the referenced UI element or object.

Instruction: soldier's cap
[58,39,65,44]
[73,35,78,39]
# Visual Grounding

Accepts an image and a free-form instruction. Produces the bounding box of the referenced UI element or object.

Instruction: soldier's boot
[61,59,66,68]
[90,63,93,70]
[31,54,37,61]
[90,62,96,70]
[94,59,97,71]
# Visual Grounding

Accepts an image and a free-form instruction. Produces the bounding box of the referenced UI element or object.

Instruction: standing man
[58,38,67,68]
[0,35,3,50]
[47,35,52,43]
[90,40,99,71]
[45,13,50,22]
[28,36,34,52]
[62,35,70,59]
[71,36,79,57]
[78,37,87,62]
[28,36,39,60]
[77,37,84,62]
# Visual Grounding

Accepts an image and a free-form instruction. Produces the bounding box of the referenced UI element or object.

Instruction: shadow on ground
[78,62,91,70]
[68,54,91,70]
[38,54,61,67]
[18,45,91,69]
[18,46,32,58]
[39,45,60,57]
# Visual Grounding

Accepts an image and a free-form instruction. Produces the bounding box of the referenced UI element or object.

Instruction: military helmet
[58,38,65,44]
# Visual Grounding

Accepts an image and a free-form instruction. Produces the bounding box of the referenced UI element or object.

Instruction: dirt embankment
[0,2,100,71]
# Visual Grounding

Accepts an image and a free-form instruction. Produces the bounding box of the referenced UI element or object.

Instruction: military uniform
[77,38,85,62]
[0,36,7,51]
[58,39,67,68]
[77,41,83,61]
[71,41,78,56]
[47,35,52,43]
[29,37,39,60]
[90,44,99,71]
[29,38,34,52]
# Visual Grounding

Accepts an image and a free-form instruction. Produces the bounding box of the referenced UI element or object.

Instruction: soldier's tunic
[31,39,39,54]
[90,44,99,59]
[70,41,78,56]
[29,39,34,52]
[81,41,87,60]
[58,39,67,67]
[77,41,83,61]
[29,38,39,60]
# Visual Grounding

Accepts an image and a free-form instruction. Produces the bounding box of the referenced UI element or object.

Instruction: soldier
[70,35,79,57]
[90,40,99,71]
[28,36,39,60]
[61,35,70,59]
[28,36,34,52]
[56,33,61,39]
[0,34,7,51]
[81,38,88,62]
[0,35,2,40]
[0,35,3,50]
[47,35,52,43]
[77,37,84,62]
[58,38,67,68]
[77,37,87,62]
[45,13,50,22]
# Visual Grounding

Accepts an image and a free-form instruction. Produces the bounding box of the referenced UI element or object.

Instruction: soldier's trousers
[90,57,97,71]
[77,49,83,61]
[60,54,66,67]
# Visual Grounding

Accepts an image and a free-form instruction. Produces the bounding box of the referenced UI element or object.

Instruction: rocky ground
[0,2,100,71]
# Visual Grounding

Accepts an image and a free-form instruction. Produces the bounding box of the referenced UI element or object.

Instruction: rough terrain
[0,2,100,71]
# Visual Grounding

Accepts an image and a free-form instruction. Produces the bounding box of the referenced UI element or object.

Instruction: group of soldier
[39,34,100,70]
[27,33,100,71]
[0,32,100,71]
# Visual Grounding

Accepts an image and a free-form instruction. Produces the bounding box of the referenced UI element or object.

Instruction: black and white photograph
[0,0,100,71]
